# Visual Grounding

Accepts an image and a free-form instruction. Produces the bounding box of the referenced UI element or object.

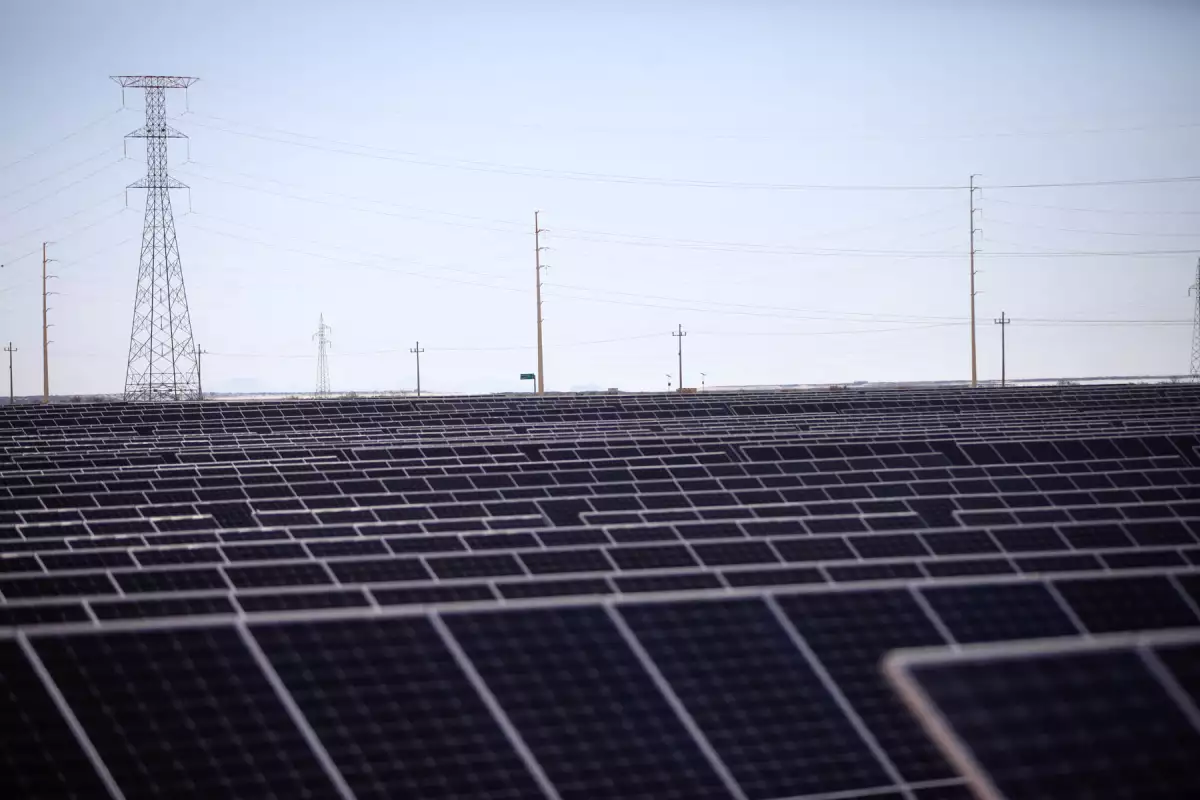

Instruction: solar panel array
[3,384,1200,799]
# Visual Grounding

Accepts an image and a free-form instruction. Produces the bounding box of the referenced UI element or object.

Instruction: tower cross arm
[112,76,198,89]
[126,124,189,139]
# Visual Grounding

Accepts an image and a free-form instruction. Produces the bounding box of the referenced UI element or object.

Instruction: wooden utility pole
[195,345,208,400]
[4,343,15,405]
[969,176,981,388]
[672,324,687,392]
[534,211,546,394]
[42,242,52,404]
[994,312,1011,387]
[410,341,425,397]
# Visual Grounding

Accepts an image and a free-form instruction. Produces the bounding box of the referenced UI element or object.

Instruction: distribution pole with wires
[994,312,1011,387]
[115,75,200,402]
[969,175,982,388]
[534,211,548,394]
[4,343,15,405]
[314,314,332,395]
[1190,257,1200,380]
[42,242,56,404]
[410,341,425,397]
[672,324,687,391]
[195,345,208,401]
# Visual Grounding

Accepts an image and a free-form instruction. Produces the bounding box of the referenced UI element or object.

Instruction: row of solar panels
[5,458,1199,538]
[4,396,1197,435]
[3,382,1197,418]
[0,524,1196,623]
[3,431,1197,495]
[2,441,1190,496]
[4,570,1198,800]
[3,431,1196,481]
[10,416,1200,466]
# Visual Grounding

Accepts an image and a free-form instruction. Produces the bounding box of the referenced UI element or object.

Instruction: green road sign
[520,373,536,380]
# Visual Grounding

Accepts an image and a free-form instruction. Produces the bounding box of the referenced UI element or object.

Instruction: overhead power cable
[0,109,124,173]
[173,112,1200,193]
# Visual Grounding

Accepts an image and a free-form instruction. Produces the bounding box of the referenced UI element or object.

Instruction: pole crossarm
[112,76,198,89]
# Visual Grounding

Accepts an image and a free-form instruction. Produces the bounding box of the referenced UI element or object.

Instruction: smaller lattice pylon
[313,314,332,395]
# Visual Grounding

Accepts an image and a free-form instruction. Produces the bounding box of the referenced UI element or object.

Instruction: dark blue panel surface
[253,616,545,800]
[621,598,891,799]
[777,589,954,782]
[446,605,732,800]
[0,640,111,799]
[34,626,341,800]
[906,648,1200,799]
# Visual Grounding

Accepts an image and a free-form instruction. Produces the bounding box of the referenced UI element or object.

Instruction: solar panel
[885,630,1200,800]
[619,598,893,798]
[444,605,734,800]
[31,626,344,799]
[0,639,114,798]
[251,616,547,800]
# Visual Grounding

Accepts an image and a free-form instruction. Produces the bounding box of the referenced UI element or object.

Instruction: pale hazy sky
[2,0,1199,396]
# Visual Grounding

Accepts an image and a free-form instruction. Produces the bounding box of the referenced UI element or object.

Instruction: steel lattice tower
[114,76,199,402]
[1191,256,1200,380]
[314,314,332,395]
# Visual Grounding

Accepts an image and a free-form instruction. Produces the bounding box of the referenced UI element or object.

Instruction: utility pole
[994,312,1010,387]
[42,242,57,404]
[969,175,982,388]
[410,340,425,397]
[313,314,332,395]
[4,343,15,405]
[195,345,208,400]
[672,323,687,391]
[1190,257,1200,380]
[534,211,547,394]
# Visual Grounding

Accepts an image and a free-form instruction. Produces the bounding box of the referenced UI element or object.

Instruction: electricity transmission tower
[314,314,332,395]
[1191,257,1200,380]
[115,76,200,402]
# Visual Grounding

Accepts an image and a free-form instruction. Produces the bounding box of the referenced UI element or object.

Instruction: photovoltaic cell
[446,605,733,800]
[33,626,342,799]
[252,616,546,800]
[620,598,892,799]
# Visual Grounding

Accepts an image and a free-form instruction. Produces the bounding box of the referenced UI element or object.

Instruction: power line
[0,159,125,221]
[185,220,528,294]
[986,176,1200,190]
[171,114,969,191]
[986,216,1200,238]
[175,162,1194,258]
[0,109,124,173]
[174,111,1200,193]
[984,197,1200,217]
[0,192,126,251]
[181,104,1200,143]
[0,147,123,203]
